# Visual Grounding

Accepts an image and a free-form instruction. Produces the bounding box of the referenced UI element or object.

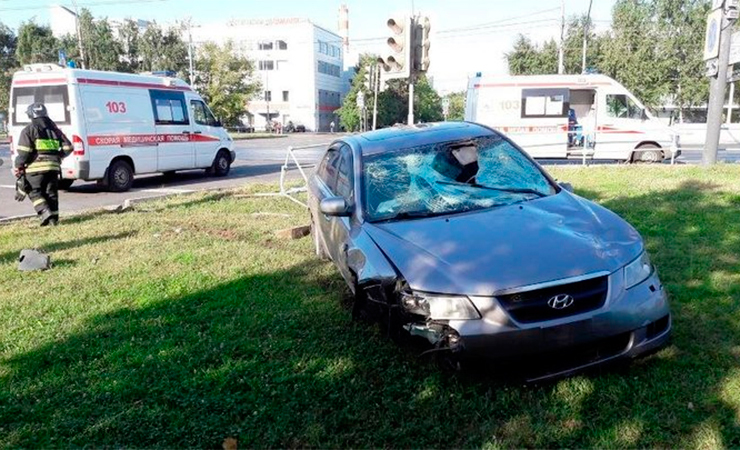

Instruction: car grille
[497,275,609,323]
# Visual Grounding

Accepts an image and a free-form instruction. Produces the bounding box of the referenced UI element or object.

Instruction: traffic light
[378,16,412,80]
[417,16,431,73]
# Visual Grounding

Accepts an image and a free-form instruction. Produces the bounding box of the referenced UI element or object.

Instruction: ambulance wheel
[210,150,231,177]
[108,160,134,192]
[635,145,663,164]
[58,178,74,190]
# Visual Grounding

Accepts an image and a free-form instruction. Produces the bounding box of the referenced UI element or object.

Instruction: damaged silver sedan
[308,122,671,380]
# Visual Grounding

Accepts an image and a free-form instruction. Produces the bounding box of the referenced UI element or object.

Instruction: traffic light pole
[373,64,380,130]
[704,14,735,165]
[408,80,414,125]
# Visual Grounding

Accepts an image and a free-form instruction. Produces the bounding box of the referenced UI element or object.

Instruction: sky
[0,0,617,92]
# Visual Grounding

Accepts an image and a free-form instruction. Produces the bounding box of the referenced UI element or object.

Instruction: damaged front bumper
[398,270,671,381]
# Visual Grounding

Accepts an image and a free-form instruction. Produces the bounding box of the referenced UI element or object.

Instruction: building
[195,18,348,132]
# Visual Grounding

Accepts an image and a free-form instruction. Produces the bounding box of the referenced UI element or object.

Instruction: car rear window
[11,85,71,126]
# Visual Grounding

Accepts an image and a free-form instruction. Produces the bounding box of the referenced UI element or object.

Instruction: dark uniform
[14,103,72,226]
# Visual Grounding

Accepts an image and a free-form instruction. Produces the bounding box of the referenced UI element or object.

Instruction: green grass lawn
[1,167,740,448]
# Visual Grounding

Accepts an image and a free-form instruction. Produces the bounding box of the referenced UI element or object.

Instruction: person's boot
[39,209,54,227]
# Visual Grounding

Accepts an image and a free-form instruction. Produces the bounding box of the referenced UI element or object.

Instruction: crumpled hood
[364,192,643,296]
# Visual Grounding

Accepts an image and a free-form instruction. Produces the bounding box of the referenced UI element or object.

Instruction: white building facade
[195,18,348,132]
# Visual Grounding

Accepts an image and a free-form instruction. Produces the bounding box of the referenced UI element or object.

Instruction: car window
[191,99,219,126]
[317,148,341,191]
[606,94,642,120]
[363,134,556,222]
[335,145,354,201]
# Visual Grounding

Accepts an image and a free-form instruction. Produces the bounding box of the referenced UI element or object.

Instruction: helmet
[26,103,48,119]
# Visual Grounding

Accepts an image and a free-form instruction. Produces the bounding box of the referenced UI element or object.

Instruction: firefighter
[13,103,73,226]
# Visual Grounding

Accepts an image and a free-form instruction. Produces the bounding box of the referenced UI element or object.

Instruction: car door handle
[182,131,191,135]
[194,131,202,134]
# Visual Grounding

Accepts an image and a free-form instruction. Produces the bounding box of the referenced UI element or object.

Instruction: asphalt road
[1,134,739,220]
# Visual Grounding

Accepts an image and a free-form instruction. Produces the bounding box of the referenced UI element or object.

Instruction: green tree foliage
[15,20,57,66]
[443,91,466,121]
[0,22,17,117]
[338,54,444,131]
[118,19,141,73]
[194,40,260,127]
[139,22,188,77]
[75,10,122,71]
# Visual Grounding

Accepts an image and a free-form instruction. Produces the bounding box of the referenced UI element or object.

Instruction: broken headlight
[624,251,653,290]
[400,291,481,320]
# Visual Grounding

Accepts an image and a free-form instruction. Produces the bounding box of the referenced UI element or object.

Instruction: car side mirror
[641,109,648,121]
[560,182,574,193]
[320,197,352,217]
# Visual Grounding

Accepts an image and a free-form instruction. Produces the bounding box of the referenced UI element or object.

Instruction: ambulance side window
[191,100,219,127]
[520,88,570,119]
[149,90,189,125]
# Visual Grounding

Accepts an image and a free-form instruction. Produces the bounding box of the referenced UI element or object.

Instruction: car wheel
[58,178,74,190]
[211,150,231,177]
[636,145,663,164]
[107,160,134,192]
[310,218,330,260]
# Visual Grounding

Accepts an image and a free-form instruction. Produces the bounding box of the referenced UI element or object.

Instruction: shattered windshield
[363,135,556,222]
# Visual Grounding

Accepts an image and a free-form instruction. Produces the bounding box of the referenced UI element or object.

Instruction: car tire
[635,145,663,164]
[210,150,231,177]
[310,218,330,260]
[58,178,74,190]
[107,160,134,192]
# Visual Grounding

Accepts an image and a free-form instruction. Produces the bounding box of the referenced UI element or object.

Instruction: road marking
[0,184,16,189]
[141,188,196,194]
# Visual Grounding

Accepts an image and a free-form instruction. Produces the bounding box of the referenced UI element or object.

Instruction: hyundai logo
[547,294,575,310]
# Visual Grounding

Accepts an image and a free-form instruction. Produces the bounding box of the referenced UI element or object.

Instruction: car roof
[340,122,497,156]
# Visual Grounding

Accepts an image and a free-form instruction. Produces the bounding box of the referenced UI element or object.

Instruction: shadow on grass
[1,183,740,448]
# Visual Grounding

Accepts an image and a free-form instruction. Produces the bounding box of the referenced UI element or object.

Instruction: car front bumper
[443,271,671,380]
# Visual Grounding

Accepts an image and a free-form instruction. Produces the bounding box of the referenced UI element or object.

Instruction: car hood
[363,191,643,296]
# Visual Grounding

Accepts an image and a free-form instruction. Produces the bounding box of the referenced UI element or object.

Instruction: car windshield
[363,134,556,222]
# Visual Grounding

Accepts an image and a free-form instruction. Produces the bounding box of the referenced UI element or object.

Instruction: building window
[258,41,273,50]
[277,40,288,50]
[258,60,275,71]
[318,60,341,78]
[264,91,272,102]
[319,41,328,54]
[276,60,288,71]
[282,91,289,102]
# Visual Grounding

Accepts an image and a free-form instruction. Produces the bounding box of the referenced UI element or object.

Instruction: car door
[314,146,342,253]
[327,145,355,284]
[149,89,195,171]
[189,97,223,168]
[596,92,643,158]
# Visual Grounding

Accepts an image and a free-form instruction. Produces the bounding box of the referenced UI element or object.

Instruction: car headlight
[624,251,653,290]
[400,291,481,320]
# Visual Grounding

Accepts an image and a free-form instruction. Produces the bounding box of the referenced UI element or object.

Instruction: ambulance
[465,74,680,163]
[8,64,235,191]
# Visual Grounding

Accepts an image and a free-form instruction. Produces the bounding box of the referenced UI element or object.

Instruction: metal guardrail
[257,143,330,207]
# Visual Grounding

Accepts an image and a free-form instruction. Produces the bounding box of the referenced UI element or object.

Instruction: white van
[465,74,680,163]
[9,64,235,191]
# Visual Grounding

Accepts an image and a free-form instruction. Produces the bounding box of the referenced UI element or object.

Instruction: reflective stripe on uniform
[33,198,47,206]
[26,162,61,173]
[35,139,60,152]
[16,145,32,153]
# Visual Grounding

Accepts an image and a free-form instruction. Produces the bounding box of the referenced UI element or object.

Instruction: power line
[0,0,166,12]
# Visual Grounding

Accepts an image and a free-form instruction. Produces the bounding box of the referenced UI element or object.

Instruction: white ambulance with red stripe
[465,74,680,163]
[9,64,235,191]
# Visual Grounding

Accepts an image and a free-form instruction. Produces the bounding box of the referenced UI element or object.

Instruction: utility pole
[72,0,86,69]
[558,0,565,74]
[704,8,735,165]
[187,19,195,86]
[581,0,593,74]
[372,63,380,130]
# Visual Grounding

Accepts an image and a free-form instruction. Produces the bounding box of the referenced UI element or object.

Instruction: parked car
[228,123,254,133]
[308,122,671,380]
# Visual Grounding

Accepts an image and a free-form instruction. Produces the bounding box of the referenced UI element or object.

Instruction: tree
[506,35,542,75]
[140,22,188,77]
[16,20,57,65]
[443,91,466,121]
[117,19,141,73]
[0,22,17,117]
[336,54,377,131]
[76,9,121,71]
[194,40,260,127]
